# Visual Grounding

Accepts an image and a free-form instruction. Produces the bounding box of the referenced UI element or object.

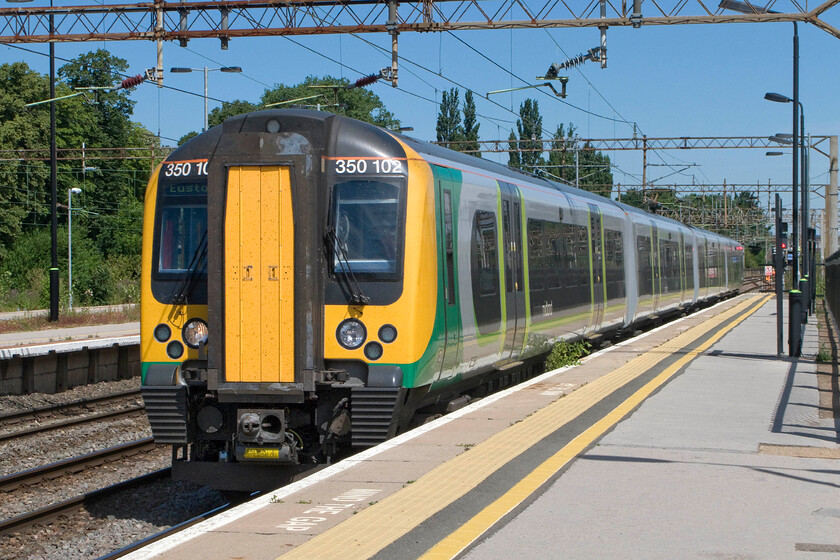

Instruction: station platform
[127,293,840,560]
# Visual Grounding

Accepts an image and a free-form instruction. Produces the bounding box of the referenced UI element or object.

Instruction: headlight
[337,319,366,349]
[182,319,209,349]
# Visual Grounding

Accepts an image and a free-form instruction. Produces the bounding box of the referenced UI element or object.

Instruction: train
[140,109,743,490]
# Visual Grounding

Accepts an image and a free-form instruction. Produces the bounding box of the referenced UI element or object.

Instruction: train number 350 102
[164,160,209,178]
[334,159,403,174]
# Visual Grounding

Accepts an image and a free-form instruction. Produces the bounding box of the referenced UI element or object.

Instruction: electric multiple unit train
[140,109,743,490]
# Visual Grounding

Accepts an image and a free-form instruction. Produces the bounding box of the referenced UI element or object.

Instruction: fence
[826,250,840,324]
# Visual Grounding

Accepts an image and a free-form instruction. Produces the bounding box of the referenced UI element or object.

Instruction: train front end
[140,110,437,490]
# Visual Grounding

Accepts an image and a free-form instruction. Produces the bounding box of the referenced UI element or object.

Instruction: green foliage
[815,343,832,363]
[0,50,156,309]
[200,76,399,137]
[512,99,544,173]
[0,226,140,310]
[436,88,481,157]
[507,130,520,169]
[462,90,481,158]
[545,340,591,370]
[544,123,613,195]
[207,99,260,129]
[436,88,462,143]
[260,76,399,129]
[744,246,764,269]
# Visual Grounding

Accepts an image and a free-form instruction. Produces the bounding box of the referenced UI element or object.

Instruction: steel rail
[0,405,146,444]
[0,467,170,537]
[0,437,157,493]
[99,499,243,559]
[0,389,141,423]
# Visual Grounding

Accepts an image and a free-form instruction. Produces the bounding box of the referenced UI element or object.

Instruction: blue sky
[3,7,840,223]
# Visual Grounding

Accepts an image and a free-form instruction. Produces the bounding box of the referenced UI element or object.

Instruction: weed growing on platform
[545,340,591,370]
[270,496,285,504]
[816,344,832,363]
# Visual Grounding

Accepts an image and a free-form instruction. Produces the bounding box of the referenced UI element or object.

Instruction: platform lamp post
[719,0,802,356]
[169,66,242,132]
[8,0,58,320]
[767,92,809,318]
[67,187,81,310]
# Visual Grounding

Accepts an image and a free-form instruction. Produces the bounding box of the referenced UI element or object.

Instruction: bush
[0,226,141,310]
[545,339,591,370]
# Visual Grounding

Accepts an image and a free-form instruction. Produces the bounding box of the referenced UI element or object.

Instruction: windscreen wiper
[173,230,208,305]
[324,225,369,306]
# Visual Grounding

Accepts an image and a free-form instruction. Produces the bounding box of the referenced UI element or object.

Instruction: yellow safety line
[277,294,768,560]
[420,293,771,559]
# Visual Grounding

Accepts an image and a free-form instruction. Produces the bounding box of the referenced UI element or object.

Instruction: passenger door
[588,204,605,330]
[650,221,661,312]
[435,169,461,380]
[224,165,295,383]
[499,182,526,364]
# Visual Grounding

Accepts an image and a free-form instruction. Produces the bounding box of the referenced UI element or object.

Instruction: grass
[0,306,139,334]
[815,343,832,363]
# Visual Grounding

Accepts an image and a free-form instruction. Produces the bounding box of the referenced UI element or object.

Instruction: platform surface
[127,294,840,560]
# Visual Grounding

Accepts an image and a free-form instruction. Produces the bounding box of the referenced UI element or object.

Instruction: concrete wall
[0,340,140,396]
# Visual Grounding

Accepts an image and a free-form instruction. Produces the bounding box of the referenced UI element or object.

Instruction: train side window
[443,191,456,305]
[636,233,653,297]
[604,228,625,301]
[471,210,501,335]
[527,219,545,291]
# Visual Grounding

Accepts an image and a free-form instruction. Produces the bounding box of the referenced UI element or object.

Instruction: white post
[68,189,73,311]
[68,187,81,310]
[203,67,209,132]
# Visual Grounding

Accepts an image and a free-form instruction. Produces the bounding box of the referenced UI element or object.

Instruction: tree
[436,88,462,144]
[198,76,399,138]
[578,145,613,198]
[260,76,399,129]
[207,99,261,129]
[461,90,481,158]
[545,123,613,197]
[58,49,135,147]
[0,62,51,249]
[0,52,158,309]
[546,124,574,184]
[507,130,521,170]
[513,99,544,174]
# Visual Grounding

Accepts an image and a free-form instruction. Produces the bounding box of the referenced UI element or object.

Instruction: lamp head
[70,187,82,194]
[769,135,793,145]
[765,92,792,103]
[220,66,242,73]
[170,67,194,73]
[765,151,784,156]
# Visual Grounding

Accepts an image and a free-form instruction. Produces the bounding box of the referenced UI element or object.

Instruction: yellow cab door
[224,166,295,383]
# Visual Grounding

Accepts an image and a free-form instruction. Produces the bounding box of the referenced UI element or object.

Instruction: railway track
[0,389,144,443]
[100,500,243,560]
[0,468,170,537]
[0,438,162,536]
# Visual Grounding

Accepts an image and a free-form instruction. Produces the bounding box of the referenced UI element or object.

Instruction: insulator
[349,74,379,89]
[119,74,145,89]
